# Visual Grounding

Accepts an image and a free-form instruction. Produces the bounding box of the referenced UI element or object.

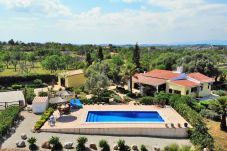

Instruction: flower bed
[34,107,54,130]
[0,106,21,136]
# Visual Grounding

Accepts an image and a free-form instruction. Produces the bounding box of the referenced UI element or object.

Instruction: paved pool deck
[41,105,192,138]
[1,111,192,151]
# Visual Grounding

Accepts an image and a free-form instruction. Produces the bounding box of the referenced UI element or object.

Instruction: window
[186,90,189,95]
[169,89,173,93]
[200,84,203,91]
[191,87,198,93]
[174,90,181,94]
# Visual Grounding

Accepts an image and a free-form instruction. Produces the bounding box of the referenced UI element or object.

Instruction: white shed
[32,97,49,114]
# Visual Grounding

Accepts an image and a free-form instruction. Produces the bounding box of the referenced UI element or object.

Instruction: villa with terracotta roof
[130,67,214,98]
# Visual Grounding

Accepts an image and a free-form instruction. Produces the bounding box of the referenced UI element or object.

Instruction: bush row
[200,109,220,121]
[0,106,21,136]
[0,74,57,86]
[140,92,214,150]
[34,107,54,130]
[168,94,214,149]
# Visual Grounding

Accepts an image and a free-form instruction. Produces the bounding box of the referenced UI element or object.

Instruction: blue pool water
[86,111,165,122]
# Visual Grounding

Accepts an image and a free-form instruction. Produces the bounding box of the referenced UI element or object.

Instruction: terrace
[41,105,191,138]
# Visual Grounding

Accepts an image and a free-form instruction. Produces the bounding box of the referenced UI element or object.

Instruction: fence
[0,100,22,110]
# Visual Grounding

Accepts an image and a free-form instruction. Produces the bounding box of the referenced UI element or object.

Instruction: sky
[0,0,227,44]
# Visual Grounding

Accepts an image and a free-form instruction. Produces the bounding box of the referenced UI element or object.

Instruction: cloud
[0,0,227,43]
[0,0,72,16]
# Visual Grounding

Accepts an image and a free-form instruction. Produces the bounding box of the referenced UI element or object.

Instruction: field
[206,119,227,151]
[0,62,63,77]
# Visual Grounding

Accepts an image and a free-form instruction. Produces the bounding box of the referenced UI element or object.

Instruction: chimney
[176,66,183,73]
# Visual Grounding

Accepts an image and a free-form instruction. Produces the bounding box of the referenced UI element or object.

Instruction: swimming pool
[86,111,165,122]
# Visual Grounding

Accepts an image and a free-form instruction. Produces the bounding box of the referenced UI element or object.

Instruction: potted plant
[49,136,62,151]
[27,137,38,151]
[76,136,88,151]
[99,139,110,151]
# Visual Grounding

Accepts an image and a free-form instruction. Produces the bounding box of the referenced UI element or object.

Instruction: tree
[120,62,136,93]
[41,55,62,72]
[85,63,110,97]
[8,39,15,45]
[98,47,104,62]
[2,52,11,69]
[0,62,4,72]
[27,53,36,68]
[133,43,140,69]
[86,51,92,66]
[11,51,22,71]
[210,96,227,130]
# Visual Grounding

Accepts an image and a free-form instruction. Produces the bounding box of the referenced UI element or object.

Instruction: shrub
[38,91,48,97]
[117,139,131,151]
[0,106,20,136]
[213,90,226,96]
[200,109,220,121]
[126,92,137,98]
[49,136,62,151]
[25,88,35,105]
[0,74,57,87]
[162,144,191,151]
[116,86,129,94]
[76,137,88,151]
[112,94,122,103]
[140,145,148,151]
[33,79,43,86]
[140,96,156,105]
[200,100,213,109]
[27,137,37,150]
[11,84,23,90]
[99,139,110,151]
[34,107,54,130]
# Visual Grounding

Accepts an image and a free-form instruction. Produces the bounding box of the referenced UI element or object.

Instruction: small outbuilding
[0,91,25,108]
[58,69,86,88]
[32,97,49,114]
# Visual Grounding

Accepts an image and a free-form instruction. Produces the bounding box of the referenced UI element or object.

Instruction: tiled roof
[144,69,180,80]
[132,74,166,86]
[59,69,84,77]
[33,97,48,103]
[171,80,200,87]
[188,73,214,83]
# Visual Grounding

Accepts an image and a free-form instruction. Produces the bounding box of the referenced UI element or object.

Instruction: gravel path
[1,111,192,151]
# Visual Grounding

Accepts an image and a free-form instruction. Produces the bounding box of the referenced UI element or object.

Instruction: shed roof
[33,97,48,103]
[49,97,68,104]
[0,91,25,103]
[59,69,84,77]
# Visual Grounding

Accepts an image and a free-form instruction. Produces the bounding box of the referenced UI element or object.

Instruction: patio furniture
[70,99,82,109]
[57,104,70,116]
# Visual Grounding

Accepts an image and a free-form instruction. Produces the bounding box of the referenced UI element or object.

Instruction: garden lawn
[206,119,227,151]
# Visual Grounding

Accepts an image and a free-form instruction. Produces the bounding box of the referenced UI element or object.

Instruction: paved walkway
[1,111,192,151]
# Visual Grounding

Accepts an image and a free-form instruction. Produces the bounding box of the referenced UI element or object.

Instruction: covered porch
[131,75,166,96]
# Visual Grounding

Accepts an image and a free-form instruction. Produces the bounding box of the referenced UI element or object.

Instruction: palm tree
[210,96,227,130]
[120,62,136,93]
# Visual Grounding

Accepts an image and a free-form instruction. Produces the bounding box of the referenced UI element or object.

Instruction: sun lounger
[70,99,82,109]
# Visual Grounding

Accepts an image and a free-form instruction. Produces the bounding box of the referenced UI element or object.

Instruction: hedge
[34,107,54,130]
[168,94,214,149]
[200,109,220,121]
[0,106,21,136]
[0,74,57,86]
[142,93,214,149]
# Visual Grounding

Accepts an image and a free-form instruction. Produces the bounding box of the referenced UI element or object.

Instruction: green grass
[0,63,64,76]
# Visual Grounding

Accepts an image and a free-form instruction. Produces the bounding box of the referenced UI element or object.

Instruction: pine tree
[86,52,92,66]
[98,47,104,62]
[133,43,140,69]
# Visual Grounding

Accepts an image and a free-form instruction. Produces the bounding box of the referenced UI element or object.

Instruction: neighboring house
[56,90,75,100]
[32,97,49,114]
[58,69,86,88]
[0,91,25,108]
[131,68,214,98]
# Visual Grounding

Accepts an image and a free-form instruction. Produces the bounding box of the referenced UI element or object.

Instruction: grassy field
[0,62,63,76]
[206,119,227,151]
